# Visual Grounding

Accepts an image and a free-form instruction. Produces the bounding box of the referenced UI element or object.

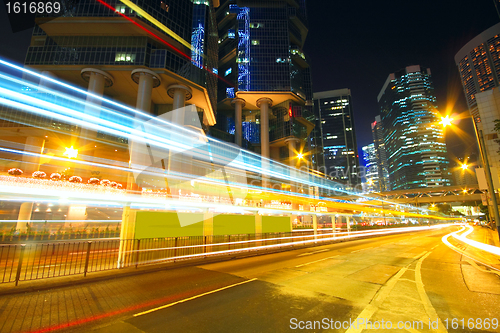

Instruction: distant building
[371,115,390,192]
[453,159,479,186]
[362,143,378,192]
[313,89,360,189]
[454,23,500,121]
[378,65,452,190]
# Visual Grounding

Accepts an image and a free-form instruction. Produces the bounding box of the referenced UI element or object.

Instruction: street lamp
[441,115,500,242]
[461,163,468,171]
[64,146,78,159]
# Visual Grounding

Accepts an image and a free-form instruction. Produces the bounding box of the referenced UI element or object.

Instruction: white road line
[344,251,445,333]
[297,249,330,257]
[295,255,339,268]
[351,247,373,253]
[133,278,258,317]
[415,252,447,332]
[413,251,427,259]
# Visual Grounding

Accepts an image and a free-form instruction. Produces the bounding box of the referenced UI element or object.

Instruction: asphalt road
[1,226,499,333]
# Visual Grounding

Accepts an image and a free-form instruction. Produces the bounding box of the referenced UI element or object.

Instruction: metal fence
[0,228,404,285]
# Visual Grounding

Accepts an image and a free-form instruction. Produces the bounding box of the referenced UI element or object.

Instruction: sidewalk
[470,225,500,248]
[461,226,500,271]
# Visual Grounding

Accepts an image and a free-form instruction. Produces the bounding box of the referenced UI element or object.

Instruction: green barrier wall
[213,214,255,235]
[135,211,204,238]
[262,216,291,233]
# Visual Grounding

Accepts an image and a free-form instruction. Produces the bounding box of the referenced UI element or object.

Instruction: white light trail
[137,224,453,265]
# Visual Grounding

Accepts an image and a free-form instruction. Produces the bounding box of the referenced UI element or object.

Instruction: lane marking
[133,278,257,317]
[351,247,373,253]
[345,251,445,333]
[415,252,447,332]
[295,255,339,268]
[413,251,427,259]
[297,249,330,257]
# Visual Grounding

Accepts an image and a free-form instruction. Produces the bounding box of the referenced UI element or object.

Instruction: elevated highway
[342,185,485,205]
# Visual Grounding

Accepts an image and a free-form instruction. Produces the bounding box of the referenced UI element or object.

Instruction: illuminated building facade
[378,65,452,190]
[362,143,378,192]
[371,115,390,192]
[455,23,500,120]
[214,0,315,174]
[455,24,500,182]
[3,0,220,165]
[0,0,221,226]
[313,89,360,188]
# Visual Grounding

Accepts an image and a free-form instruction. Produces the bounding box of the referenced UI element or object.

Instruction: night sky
[304,0,500,163]
[1,1,500,164]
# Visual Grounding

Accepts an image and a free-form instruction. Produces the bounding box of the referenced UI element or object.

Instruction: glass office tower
[362,143,379,192]
[378,65,452,190]
[313,89,360,189]
[371,115,390,192]
[214,0,315,168]
[455,23,500,121]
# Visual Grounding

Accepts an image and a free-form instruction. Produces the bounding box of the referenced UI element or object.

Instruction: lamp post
[441,116,500,242]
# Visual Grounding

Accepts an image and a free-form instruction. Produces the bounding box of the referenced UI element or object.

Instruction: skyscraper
[313,89,360,188]
[455,23,500,179]
[371,115,390,192]
[214,0,315,172]
[378,65,452,190]
[454,23,500,120]
[362,143,378,193]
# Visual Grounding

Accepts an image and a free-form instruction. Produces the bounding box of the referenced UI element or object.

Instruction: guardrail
[0,225,451,285]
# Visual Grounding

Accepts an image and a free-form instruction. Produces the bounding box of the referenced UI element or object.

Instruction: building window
[115,53,136,62]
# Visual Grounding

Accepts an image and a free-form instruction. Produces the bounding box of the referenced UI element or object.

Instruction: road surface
[0,225,499,333]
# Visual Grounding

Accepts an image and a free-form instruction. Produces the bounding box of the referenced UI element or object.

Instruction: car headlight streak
[0,58,448,217]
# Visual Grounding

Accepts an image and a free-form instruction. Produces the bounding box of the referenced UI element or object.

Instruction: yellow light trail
[119,0,192,50]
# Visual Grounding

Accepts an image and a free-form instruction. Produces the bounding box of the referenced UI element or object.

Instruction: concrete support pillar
[255,214,263,235]
[231,98,246,146]
[255,214,263,246]
[79,69,114,165]
[257,98,273,188]
[131,69,161,114]
[128,69,162,191]
[285,138,300,189]
[203,211,213,237]
[118,206,136,268]
[312,214,318,241]
[80,68,114,121]
[166,84,194,186]
[16,202,33,232]
[167,84,193,125]
[257,98,272,159]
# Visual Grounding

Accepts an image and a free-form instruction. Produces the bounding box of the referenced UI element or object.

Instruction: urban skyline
[0,1,497,331]
[1,2,500,161]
